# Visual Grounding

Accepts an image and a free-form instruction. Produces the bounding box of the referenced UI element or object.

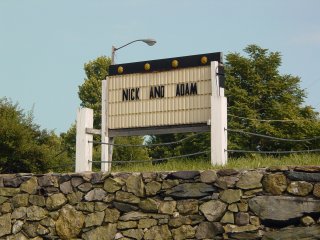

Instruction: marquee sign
[76,52,227,173]
[106,52,223,131]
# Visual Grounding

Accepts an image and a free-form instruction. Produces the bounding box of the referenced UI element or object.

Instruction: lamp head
[142,39,157,46]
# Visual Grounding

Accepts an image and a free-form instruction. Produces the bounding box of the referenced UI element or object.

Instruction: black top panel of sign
[109,52,222,76]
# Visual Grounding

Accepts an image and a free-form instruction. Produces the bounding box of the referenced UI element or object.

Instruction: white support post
[101,79,113,172]
[210,61,228,166]
[76,108,93,172]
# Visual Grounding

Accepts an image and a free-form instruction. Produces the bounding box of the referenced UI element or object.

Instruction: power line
[314,101,320,108]
[305,77,320,89]
[227,149,320,154]
[89,132,206,147]
[226,128,320,142]
[228,114,316,123]
[53,148,68,158]
[89,150,210,164]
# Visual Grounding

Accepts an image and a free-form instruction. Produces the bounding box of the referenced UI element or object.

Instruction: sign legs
[101,79,113,172]
[75,108,93,172]
[210,61,227,166]
[211,96,227,166]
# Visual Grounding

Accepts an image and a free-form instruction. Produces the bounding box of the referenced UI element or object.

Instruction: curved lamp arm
[111,38,156,64]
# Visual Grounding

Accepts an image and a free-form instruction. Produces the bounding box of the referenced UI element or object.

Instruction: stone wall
[1,166,320,239]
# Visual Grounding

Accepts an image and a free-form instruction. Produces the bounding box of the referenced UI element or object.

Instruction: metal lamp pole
[111,38,157,64]
[101,38,157,172]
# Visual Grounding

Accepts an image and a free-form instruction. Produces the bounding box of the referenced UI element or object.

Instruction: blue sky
[0,0,319,134]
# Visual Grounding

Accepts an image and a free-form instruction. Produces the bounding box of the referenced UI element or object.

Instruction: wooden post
[211,61,228,166]
[101,79,113,172]
[76,108,93,172]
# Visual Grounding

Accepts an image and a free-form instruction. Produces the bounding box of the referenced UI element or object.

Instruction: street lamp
[111,38,157,64]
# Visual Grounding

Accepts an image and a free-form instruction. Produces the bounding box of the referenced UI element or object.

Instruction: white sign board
[107,66,211,129]
[106,52,222,131]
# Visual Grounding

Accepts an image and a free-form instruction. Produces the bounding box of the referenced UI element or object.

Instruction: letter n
[190,83,197,95]
[122,89,129,101]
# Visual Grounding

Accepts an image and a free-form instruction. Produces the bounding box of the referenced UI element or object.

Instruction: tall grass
[111,154,320,172]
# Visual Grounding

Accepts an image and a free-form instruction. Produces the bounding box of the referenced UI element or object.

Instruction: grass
[111,154,320,172]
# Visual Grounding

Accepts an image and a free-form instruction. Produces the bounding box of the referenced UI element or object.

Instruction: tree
[146,132,210,163]
[75,56,149,164]
[147,134,180,162]
[0,98,72,173]
[225,44,320,153]
[59,123,76,161]
[78,56,110,128]
[148,45,320,157]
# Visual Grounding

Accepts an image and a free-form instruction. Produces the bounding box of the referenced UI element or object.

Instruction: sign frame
[100,53,227,171]
[105,52,222,135]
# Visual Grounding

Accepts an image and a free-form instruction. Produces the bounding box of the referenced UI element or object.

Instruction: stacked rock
[0,166,320,239]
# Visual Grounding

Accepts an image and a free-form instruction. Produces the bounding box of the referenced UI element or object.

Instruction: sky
[0,0,319,134]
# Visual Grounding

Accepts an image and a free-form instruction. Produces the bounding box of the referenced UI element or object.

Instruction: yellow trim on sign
[172,60,179,68]
[201,56,208,64]
[118,66,124,74]
[144,63,151,71]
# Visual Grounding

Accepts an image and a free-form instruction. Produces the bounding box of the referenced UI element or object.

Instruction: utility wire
[227,149,320,154]
[228,114,316,123]
[305,77,320,89]
[89,150,210,164]
[314,101,320,108]
[53,148,68,158]
[226,128,320,142]
[89,132,206,147]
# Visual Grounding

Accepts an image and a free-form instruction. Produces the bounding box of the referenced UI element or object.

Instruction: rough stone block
[262,173,287,195]
[0,213,12,237]
[287,181,313,196]
[199,200,227,221]
[235,212,250,226]
[236,171,263,190]
[200,170,218,183]
[219,189,242,204]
